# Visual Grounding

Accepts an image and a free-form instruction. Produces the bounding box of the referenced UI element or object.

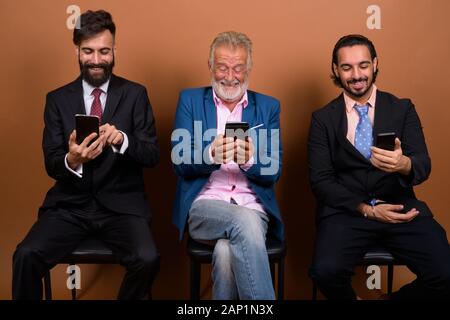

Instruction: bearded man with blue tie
[308,34,450,300]
[12,10,160,299]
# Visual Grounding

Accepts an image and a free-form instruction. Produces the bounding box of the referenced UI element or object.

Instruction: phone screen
[75,115,99,145]
[224,122,249,140]
[376,132,396,151]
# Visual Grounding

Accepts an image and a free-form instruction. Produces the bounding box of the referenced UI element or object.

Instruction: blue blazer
[171,87,284,240]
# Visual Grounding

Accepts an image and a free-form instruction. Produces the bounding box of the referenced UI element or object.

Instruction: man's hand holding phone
[371,136,411,175]
[211,122,255,165]
[67,130,105,170]
[211,134,235,164]
[234,137,254,165]
[211,134,255,165]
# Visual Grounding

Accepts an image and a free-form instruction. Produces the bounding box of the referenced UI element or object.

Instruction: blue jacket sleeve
[241,103,282,187]
[171,91,220,178]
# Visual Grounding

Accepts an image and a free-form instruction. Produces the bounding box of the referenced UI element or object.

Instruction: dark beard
[79,59,114,87]
[342,77,373,98]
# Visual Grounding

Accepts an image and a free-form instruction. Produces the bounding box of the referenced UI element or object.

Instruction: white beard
[212,78,249,102]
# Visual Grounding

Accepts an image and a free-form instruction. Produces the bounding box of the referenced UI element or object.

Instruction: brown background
[0,0,449,299]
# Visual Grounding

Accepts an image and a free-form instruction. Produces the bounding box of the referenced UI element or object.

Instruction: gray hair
[209,31,253,71]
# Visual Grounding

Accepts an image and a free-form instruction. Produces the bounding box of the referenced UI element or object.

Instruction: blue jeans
[188,199,275,300]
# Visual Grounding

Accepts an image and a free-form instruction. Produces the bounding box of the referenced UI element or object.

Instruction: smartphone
[75,114,99,145]
[224,122,249,141]
[376,132,396,151]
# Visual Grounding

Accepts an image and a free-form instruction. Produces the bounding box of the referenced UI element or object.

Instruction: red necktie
[90,88,103,123]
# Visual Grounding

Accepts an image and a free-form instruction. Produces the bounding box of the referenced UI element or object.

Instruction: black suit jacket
[40,75,159,219]
[308,90,432,222]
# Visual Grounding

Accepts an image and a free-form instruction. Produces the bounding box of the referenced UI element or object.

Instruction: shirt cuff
[64,153,82,178]
[239,155,254,171]
[111,131,129,154]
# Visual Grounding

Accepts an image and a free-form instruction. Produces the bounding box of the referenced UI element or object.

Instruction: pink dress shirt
[194,90,266,213]
[344,85,377,146]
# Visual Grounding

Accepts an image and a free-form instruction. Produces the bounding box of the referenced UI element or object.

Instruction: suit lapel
[373,90,393,138]
[242,91,256,128]
[102,75,122,125]
[67,77,86,116]
[68,75,123,124]
[204,87,217,132]
[329,94,369,162]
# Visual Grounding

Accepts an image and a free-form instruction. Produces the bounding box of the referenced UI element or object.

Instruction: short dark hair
[73,10,116,46]
[331,34,378,87]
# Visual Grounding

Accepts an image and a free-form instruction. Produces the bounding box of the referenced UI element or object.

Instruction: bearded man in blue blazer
[171,31,283,300]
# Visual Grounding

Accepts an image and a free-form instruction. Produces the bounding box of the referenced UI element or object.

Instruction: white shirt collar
[212,89,249,109]
[82,78,110,95]
[344,84,377,113]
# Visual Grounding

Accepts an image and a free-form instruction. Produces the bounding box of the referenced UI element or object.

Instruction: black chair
[312,246,399,299]
[187,235,286,300]
[43,237,152,300]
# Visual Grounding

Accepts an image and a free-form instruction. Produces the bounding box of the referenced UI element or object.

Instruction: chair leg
[148,287,152,300]
[43,270,52,300]
[270,262,276,290]
[312,282,317,300]
[190,259,201,300]
[387,265,394,295]
[277,258,285,301]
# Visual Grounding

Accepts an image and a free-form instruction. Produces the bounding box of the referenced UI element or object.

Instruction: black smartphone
[224,122,249,140]
[376,132,396,151]
[75,114,99,145]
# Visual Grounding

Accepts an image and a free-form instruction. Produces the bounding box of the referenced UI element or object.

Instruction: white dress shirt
[64,79,129,177]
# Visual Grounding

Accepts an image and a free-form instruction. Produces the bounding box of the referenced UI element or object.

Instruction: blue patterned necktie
[354,104,373,159]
